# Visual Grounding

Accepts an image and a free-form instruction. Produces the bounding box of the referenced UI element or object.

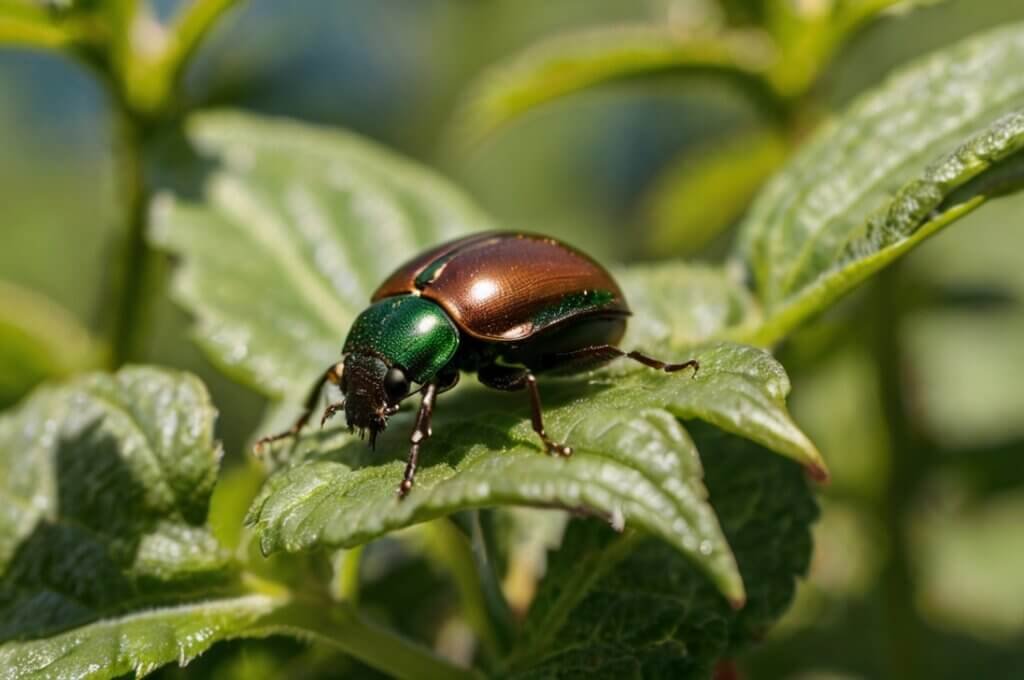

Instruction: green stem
[872,264,925,677]
[331,546,364,604]
[256,601,481,680]
[419,518,505,660]
[106,108,152,366]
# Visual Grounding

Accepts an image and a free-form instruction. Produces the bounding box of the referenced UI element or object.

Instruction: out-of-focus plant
[1,1,1024,679]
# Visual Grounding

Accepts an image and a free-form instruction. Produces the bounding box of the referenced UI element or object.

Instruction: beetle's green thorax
[343,295,459,384]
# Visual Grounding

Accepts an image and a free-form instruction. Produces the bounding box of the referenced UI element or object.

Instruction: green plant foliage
[504,425,817,678]
[152,111,823,609]
[640,128,788,256]
[150,112,497,400]
[735,23,1024,345]
[0,367,286,677]
[452,24,777,147]
[0,280,101,408]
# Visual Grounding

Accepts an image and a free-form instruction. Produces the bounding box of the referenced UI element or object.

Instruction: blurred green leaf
[904,309,1024,449]
[640,128,787,256]
[452,23,778,147]
[504,425,817,678]
[913,482,1024,639]
[152,112,823,608]
[735,23,1024,345]
[0,280,101,408]
[0,1,75,49]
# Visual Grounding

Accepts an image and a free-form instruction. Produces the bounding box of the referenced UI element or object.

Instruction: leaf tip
[728,594,746,611]
[805,462,830,484]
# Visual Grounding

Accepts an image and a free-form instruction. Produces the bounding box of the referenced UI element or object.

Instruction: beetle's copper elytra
[255,232,698,497]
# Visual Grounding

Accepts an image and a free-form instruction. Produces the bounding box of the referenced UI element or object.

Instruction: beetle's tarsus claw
[397,479,413,498]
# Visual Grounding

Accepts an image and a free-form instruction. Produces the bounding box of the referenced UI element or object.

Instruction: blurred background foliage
[2,0,1024,677]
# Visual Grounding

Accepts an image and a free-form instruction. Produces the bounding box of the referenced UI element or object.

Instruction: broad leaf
[505,425,818,678]
[150,111,497,400]
[452,24,776,147]
[0,368,288,678]
[735,23,1024,345]
[151,111,824,605]
[0,280,100,408]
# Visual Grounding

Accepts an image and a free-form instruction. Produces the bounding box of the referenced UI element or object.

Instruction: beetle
[256,231,698,497]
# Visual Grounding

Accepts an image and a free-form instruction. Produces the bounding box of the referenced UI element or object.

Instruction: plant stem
[331,546,364,604]
[258,601,481,680]
[106,107,152,367]
[872,264,925,677]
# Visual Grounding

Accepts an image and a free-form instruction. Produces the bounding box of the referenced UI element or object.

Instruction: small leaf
[0,368,289,678]
[736,23,1024,345]
[505,425,818,678]
[0,280,101,408]
[452,24,777,147]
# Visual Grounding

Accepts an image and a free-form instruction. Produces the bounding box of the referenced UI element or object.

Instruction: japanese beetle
[257,232,697,497]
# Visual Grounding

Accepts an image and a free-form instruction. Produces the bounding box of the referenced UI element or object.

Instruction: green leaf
[150,111,497,400]
[0,280,101,409]
[451,24,777,147]
[505,425,818,678]
[152,111,823,605]
[0,367,294,678]
[640,128,788,256]
[735,23,1024,346]
[0,594,283,679]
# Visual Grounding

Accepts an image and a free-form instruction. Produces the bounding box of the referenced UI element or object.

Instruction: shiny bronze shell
[372,232,630,342]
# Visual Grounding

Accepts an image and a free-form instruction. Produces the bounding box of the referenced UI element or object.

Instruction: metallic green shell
[342,295,459,384]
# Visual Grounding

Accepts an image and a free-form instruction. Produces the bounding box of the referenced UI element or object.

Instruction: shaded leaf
[505,424,818,678]
[0,280,101,408]
[0,368,294,679]
[735,23,1024,345]
[452,24,777,147]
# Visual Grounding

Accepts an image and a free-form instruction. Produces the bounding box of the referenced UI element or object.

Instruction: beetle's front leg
[255,361,344,451]
[399,381,439,498]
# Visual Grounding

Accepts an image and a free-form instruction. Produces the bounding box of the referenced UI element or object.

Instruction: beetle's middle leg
[478,364,572,457]
[254,362,344,451]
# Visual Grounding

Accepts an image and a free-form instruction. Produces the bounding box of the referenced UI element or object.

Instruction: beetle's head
[339,353,410,448]
[337,295,460,447]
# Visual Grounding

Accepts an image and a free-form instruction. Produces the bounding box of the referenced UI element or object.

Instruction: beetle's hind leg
[254,362,344,452]
[478,364,572,458]
[540,345,699,376]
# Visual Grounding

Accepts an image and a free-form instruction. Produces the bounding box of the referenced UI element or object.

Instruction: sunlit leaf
[735,23,1024,345]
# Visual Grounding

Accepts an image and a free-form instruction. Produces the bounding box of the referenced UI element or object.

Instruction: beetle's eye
[383,367,409,402]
